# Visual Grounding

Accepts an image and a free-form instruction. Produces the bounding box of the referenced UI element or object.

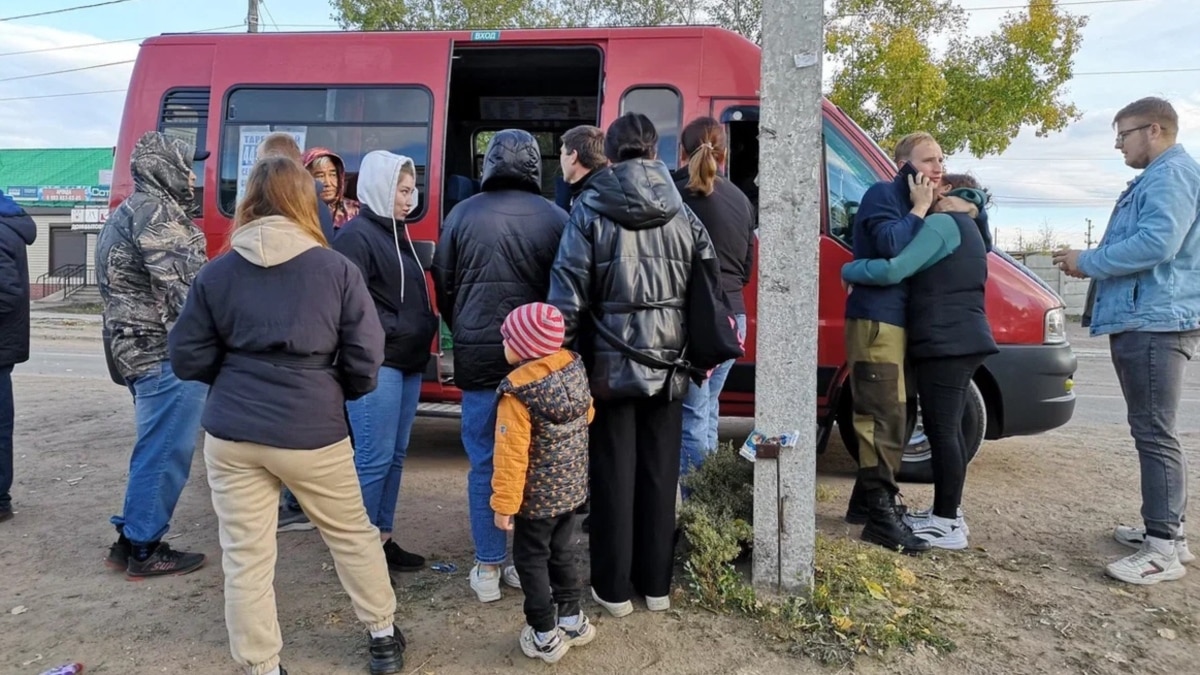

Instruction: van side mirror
[411,240,436,270]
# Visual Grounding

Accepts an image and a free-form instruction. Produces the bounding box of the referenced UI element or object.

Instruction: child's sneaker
[1113,525,1195,564]
[520,625,569,663]
[1105,536,1187,585]
[557,613,596,647]
[470,564,502,603]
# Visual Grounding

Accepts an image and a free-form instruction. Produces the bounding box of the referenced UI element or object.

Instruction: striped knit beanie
[501,302,566,361]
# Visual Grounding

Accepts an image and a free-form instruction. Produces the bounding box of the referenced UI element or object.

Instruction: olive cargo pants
[845,319,910,493]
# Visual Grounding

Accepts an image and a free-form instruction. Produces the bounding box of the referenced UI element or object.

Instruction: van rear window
[217,87,433,217]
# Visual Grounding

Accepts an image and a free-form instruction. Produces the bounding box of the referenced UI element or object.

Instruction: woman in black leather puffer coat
[548,113,715,618]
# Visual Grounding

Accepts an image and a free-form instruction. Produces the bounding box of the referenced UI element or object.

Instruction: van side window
[620,87,681,168]
[824,122,880,248]
[217,87,433,216]
[159,88,211,216]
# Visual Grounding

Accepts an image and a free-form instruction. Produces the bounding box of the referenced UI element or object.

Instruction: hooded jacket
[491,350,593,520]
[333,151,438,375]
[303,147,360,229]
[96,131,208,381]
[169,215,384,450]
[0,191,37,367]
[548,159,714,401]
[432,129,569,390]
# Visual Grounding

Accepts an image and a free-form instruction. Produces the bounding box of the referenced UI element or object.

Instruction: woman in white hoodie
[169,156,407,675]
[333,151,439,573]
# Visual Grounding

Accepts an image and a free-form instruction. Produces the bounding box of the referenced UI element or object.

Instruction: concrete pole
[248,0,260,33]
[752,0,824,593]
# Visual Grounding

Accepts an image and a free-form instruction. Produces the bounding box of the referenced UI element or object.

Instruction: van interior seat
[444,173,480,214]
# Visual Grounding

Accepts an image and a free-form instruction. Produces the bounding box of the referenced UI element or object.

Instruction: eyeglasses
[1115,124,1153,145]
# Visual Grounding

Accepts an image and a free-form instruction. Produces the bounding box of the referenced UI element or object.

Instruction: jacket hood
[579,159,683,230]
[357,151,419,221]
[509,351,591,424]
[480,129,542,194]
[131,131,196,210]
[231,215,321,268]
[303,146,348,200]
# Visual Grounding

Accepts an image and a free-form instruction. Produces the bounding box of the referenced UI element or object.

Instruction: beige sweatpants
[203,434,396,675]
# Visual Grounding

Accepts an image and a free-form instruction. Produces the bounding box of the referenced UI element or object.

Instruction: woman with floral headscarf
[303,147,360,229]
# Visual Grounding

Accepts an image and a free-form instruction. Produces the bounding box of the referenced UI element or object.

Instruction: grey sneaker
[1113,525,1194,564]
[557,613,596,647]
[1105,537,1187,585]
[278,504,316,533]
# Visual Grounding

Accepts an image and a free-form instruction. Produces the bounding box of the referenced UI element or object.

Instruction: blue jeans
[1110,330,1200,541]
[0,365,13,511]
[680,314,746,494]
[461,388,507,565]
[111,361,207,544]
[346,367,422,535]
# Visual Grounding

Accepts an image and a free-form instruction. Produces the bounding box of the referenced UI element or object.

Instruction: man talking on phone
[842,132,942,554]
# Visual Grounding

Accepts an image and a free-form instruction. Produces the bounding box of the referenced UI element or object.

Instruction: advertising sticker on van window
[236,125,308,202]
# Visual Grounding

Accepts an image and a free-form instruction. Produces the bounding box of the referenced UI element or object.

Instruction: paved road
[17,325,1200,433]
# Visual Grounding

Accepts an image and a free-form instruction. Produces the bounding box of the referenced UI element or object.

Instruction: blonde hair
[893,132,937,162]
[680,116,728,197]
[235,156,328,247]
[256,133,302,162]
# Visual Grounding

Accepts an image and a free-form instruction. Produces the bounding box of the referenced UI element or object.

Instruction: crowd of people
[0,94,1196,674]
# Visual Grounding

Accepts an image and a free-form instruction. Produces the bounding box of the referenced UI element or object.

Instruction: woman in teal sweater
[841,174,998,551]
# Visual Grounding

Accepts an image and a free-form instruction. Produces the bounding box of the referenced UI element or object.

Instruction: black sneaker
[368,626,406,675]
[278,504,316,533]
[383,539,425,572]
[126,542,206,578]
[106,534,132,571]
[0,506,12,523]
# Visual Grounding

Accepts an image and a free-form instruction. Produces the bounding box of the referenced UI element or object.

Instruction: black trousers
[513,511,580,633]
[914,354,987,519]
[589,396,684,602]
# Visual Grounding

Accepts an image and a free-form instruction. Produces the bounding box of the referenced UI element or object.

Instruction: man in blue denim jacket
[1054,97,1200,586]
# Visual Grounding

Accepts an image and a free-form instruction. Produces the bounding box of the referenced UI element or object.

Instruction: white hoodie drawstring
[391,214,405,302]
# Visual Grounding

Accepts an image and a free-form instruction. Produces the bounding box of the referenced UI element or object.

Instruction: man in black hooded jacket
[433,129,568,601]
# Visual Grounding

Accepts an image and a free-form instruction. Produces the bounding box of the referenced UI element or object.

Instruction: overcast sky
[1,0,1196,248]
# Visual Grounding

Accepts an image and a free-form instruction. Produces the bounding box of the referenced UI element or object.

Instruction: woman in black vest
[841,173,997,550]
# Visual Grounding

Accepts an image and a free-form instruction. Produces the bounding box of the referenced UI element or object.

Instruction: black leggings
[914,354,987,519]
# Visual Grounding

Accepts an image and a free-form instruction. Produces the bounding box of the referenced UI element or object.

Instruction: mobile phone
[897,161,920,181]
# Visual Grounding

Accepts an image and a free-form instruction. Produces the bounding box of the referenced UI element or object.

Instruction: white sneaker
[1113,525,1195,564]
[470,564,502,603]
[519,625,569,663]
[904,506,969,538]
[1106,537,1187,585]
[502,564,522,589]
[645,595,670,611]
[590,587,633,618]
[557,613,596,647]
[908,515,969,551]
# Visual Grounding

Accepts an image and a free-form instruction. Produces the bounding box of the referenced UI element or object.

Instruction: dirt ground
[2,319,1199,674]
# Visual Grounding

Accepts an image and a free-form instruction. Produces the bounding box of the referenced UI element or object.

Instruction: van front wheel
[837,380,986,484]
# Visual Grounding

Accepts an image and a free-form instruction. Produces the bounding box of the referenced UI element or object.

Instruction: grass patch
[679,443,956,665]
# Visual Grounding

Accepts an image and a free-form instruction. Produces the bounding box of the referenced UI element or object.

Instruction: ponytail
[680,116,727,198]
[686,142,719,197]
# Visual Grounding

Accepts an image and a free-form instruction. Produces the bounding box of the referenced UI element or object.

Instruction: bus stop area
[1,313,1197,674]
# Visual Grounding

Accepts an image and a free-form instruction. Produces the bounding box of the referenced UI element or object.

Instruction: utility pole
[1085,218,1094,248]
[248,0,259,33]
[753,0,823,593]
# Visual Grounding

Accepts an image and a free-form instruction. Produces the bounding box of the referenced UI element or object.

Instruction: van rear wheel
[837,380,986,484]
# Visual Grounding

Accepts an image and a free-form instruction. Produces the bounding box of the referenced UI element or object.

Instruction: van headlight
[1044,308,1066,345]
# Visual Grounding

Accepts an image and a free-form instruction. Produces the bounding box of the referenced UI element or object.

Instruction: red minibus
[109,26,1076,481]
